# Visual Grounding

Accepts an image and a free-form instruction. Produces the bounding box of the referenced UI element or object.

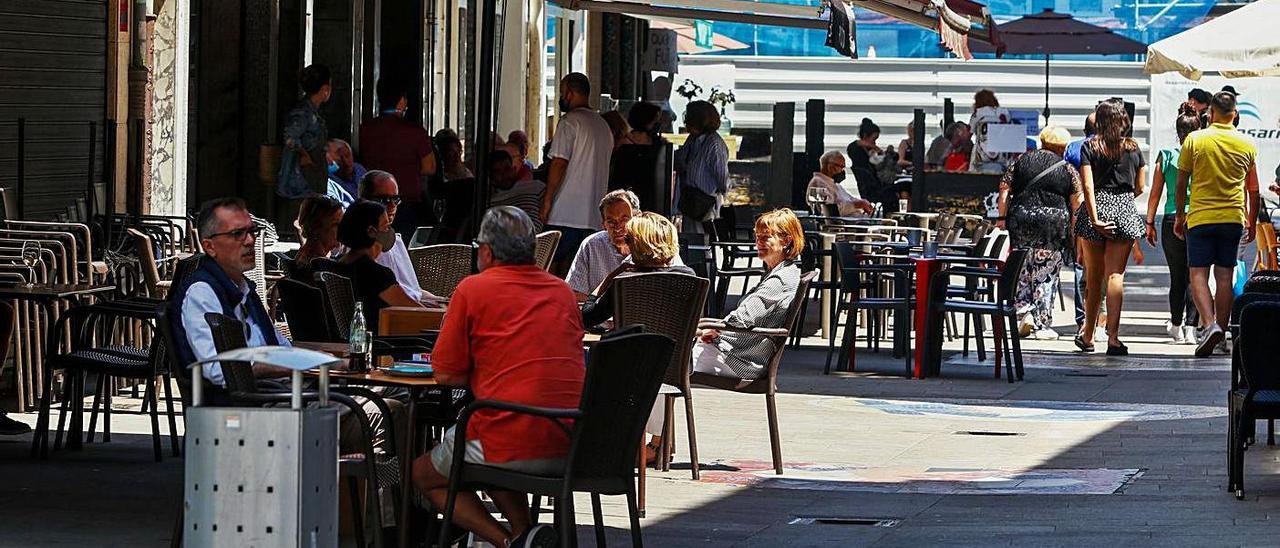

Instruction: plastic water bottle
[349,302,369,372]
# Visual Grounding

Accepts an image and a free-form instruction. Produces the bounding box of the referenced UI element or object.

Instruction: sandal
[1106,342,1128,356]
[1074,335,1095,352]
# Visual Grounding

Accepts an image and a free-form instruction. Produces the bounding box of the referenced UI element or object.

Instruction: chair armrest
[696,318,788,336]
[460,399,583,421]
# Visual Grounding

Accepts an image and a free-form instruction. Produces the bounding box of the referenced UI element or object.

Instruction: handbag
[677,184,717,221]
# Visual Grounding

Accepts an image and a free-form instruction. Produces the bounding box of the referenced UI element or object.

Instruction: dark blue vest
[168,258,280,369]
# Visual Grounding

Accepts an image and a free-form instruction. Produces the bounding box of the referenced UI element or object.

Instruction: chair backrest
[315,271,357,339]
[534,230,562,272]
[1243,274,1280,295]
[758,269,818,388]
[0,188,17,220]
[612,272,710,390]
[171,253,205,288]
[407,244,474,298]
[277,277,338,342]
[567,332,675,489]
[126,228,162,297]
[203,312,258,395]
[1239,301,1280,392]
[1231,292,1280,327]
[995,249,1030,302]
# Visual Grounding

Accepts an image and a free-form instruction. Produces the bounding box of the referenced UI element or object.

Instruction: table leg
[913,259,944,379]
[637,436,647,518]
[398,388,419,548]
[820,234,835,338]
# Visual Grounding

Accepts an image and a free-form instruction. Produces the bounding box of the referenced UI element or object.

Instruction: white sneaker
[1195,324,1224,358]
[1217,338,1231,355]
[1182,325,1198,345]
[1095,329,1109,342]
[1033,328,1060,340]
[1167,321,1185,344]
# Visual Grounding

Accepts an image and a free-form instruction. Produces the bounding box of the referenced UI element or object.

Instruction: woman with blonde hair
[580,212,695,327]
[997,125,1082,339]
[692,208,804,379]
[1074,100,1147,355]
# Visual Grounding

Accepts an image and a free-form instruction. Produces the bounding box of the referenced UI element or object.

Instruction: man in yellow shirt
[1174,91,1260,357]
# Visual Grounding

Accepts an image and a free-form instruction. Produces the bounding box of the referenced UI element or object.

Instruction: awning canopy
[1143,0,1280,80]
[551,0,1000,59]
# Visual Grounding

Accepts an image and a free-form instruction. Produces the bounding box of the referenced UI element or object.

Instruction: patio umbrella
[970,9,1147,121]
[647,19,750,54]
[1144,0,1280,80]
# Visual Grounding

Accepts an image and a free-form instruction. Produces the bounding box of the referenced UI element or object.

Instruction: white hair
[477,206,536,265]
[819,150,845,169]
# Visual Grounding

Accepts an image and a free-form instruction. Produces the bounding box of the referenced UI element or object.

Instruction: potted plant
[707,86,737,132]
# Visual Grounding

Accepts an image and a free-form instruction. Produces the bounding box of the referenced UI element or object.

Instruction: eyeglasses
[205,225,264,242]
[371,195,403,206]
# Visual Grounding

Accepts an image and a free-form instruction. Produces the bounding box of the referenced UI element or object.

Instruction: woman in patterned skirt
[1074,100,1148,355]
[997,126,1081,340]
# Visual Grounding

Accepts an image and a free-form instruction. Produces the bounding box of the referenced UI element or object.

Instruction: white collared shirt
[375,234,425,301]
[181,278,291,387]
[807,172,865,216]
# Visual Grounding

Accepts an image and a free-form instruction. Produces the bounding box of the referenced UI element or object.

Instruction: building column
[495,0,528,137]
[149,0,190,216]
[107,0,132,215]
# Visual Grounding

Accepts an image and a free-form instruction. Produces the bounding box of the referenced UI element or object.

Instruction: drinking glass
[806,187,824,216]
[21,241,39,287]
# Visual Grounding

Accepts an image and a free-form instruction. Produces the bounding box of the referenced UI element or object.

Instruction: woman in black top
[331,200,424,333]
[848,118,909,212]
[996,126,1081,340]
[1073,101,1147,355]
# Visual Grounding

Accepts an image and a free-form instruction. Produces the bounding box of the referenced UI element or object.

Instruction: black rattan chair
[278,277,340,342]
[826,242,916,376]
[1228,300,1280,499]
[690,270,817,475]
[437,331,675,548]
[930,249,1030,382]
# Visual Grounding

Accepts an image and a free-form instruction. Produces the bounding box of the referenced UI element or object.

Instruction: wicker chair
[127,228,164,298]
[534,230,562,272]
[277,277,339,342]
[689,269,817,475]
[612,272,710,480]
[407,244,474,298]
[314,271,357,339]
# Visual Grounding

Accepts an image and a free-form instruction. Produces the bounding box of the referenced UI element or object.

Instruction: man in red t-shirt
[411,206,585,547]
[358,78,437,238]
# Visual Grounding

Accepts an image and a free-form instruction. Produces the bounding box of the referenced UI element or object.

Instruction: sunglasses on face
[372,195,403,206]
[205,225,264,243]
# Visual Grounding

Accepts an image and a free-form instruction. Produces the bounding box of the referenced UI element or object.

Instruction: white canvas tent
[1144,0,1280,80]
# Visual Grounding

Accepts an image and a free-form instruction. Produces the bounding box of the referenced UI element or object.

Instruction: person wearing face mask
[327,200,427,334]
[359,78,439,238]
[544,72,613,276]
[323,144,356,207]
[326,139,365,199]
[807,151,874,216]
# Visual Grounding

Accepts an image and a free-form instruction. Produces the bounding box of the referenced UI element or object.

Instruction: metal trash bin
[183,346,343,548]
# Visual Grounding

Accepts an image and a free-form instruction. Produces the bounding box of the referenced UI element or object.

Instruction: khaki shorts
[429,426,564,477]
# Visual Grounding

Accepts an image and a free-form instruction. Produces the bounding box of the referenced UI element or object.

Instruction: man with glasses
[169,198,291,398]
[359,170,448,307]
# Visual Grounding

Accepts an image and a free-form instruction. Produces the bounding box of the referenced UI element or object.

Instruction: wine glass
[806,187,825,216]
[21,241,39,287]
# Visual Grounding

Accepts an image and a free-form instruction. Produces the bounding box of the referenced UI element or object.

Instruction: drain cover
[954,431,1025,436]
[789,517,900,527]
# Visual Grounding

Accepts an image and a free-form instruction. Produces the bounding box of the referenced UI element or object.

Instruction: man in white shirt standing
[359,170,447,306]
[543,72,613,276]
[807,151,874,216]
